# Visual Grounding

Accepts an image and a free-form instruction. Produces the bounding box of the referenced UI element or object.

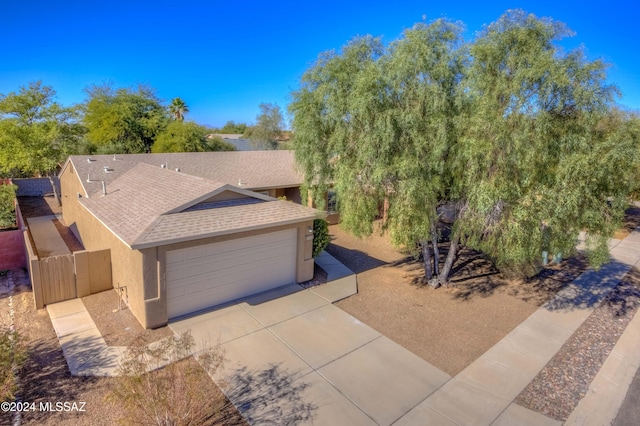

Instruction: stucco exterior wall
[13,177,60,197]
[0,200,27,271]
[61,162,315,329]
[0,230,27,270]
[60,163,147,327]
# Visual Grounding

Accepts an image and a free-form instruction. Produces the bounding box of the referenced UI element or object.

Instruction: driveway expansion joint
[46,232,640,424]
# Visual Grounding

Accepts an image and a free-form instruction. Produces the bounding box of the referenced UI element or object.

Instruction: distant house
[208,134,253,151]
[59,151,321,328]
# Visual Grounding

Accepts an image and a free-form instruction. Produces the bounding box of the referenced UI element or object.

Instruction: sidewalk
[395,231,640,425]
[46,240,640,424]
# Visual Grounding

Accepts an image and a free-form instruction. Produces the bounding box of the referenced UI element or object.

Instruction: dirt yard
[330,223,589,376]
[0,281,245,425]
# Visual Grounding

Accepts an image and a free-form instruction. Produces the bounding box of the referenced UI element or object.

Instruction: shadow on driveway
[223,363,317,425]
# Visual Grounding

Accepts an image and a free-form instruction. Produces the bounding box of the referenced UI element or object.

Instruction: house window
[327,189,338,214]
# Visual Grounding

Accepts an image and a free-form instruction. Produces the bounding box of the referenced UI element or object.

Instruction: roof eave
[130,214,319,250]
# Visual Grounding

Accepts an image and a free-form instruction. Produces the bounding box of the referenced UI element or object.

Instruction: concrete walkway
[26,215,70,257]
[47,239,640,425]
[170,251,449,425]
[396,231,640,426]
[47,298,126,376]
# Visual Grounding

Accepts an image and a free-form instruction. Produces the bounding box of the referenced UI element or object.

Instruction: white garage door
[166,228,297,319]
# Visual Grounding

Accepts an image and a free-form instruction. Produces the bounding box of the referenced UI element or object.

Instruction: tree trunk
[421,239,433,282]
[431,225,439,277]
[438,234,460,286]
[382,197,390,225]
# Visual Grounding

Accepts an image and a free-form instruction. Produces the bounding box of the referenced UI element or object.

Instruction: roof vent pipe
[87,173,91,183]
[161,163,167,168]
[101,181,107,196]
[175,168,180,172]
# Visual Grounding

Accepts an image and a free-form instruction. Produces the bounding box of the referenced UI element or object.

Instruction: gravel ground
[0,276,245,425]
[0,277,122,426]
[329,223,588,376]
[82,289,174,347]
[515,266,640,421]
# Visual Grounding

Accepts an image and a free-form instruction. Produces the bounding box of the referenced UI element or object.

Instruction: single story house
[59,151,321,328]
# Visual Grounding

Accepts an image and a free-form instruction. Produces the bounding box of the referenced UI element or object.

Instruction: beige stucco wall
[61,162,314,329]
[60,163,149,326]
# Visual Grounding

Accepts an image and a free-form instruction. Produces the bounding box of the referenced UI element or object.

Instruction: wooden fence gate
[38,255,77,305]
[26,230,113,309]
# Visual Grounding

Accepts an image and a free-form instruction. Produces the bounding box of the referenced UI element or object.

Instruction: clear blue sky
[2,0,639,128]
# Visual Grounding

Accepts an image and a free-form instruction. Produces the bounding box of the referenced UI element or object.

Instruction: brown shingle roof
[66,151,303,198]
[134,200,318,249]
[78,162,318,248]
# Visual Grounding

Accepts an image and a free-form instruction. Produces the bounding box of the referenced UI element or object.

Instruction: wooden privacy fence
[24,230,112,308]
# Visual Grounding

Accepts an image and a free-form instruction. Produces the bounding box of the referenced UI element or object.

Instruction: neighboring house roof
[63,151,303,198]
[210,133,244,139]
[78,163,317,249]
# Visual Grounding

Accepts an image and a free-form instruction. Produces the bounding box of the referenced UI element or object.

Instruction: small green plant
[108,331,226,426]
[312,218,330,257]
[0,184,17,229]
[0,328,27,402]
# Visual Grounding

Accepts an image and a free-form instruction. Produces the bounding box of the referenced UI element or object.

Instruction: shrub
[0,184,17,229]
[312,218,330,257]
[0,328,27,402]
[108,331,226,425]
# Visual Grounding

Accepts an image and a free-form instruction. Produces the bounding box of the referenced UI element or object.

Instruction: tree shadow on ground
[505,254,589,306]
[599,266,640,318]
[544,260,631,312]
[18,336,103,425]
[222,364,317,425]
[325,243,386,274]
[404,240,591,306]
[622,206,640,234]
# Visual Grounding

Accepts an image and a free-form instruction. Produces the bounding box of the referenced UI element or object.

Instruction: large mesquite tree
[457,10,636,276]
[290,11,637,285]
[290,20,465,285]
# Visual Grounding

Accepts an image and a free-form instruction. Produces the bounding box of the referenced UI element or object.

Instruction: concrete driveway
[169,275,450,425]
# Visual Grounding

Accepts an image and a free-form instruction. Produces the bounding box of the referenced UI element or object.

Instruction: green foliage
[291,21,463,242]
[312,218,330,257]
[290,10,637,281]
[108,331,226,425]
[152,121,235,153]
[457,10,632,274]
[205,135,237,152]
[248,103,285,149]
[0,184,17,229]
[83,83,167,154]
[218,120,247,134]
[0,328,27,402]
[0,81,85,177]
[169,97,189,122]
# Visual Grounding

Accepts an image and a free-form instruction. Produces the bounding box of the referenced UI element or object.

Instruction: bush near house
[0,184,17,229]
[108,331,226,426]
[313,219,330,257]
[0,328,27,402]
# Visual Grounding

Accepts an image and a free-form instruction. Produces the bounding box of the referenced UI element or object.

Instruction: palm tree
[169,97,189,121]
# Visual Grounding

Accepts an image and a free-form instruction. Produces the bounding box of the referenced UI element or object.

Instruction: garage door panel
[204,249,295,276]
[217,256,294,283]
[200,238,294,264]
[167,229,297,319]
